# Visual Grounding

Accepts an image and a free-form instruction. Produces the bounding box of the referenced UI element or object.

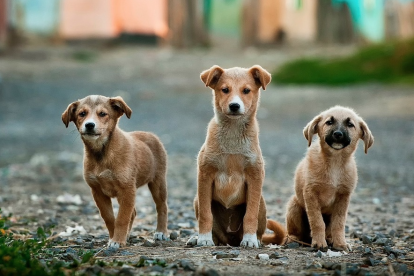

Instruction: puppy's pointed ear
[200,65,224,89]
[303,115,322,147]
[249,65,271,90]
[359,120,374,154]
[62,101,79,128]
[110,96,132,119]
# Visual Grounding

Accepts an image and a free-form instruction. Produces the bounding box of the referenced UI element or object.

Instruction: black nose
[85,122,95,130]
[229,103,240,112]
[333,131,343,139]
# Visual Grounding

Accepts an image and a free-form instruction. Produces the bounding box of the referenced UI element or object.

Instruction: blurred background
[0,0,414,216]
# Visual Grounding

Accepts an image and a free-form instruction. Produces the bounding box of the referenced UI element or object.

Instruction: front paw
[107,239,121,250]
[154,232,169,241]
[240,233,260,248]
[196,232,215,246]
[311,236,328,251]
[333,241,352,252]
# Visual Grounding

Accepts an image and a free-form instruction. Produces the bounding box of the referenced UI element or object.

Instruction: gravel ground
[0,45,414,275]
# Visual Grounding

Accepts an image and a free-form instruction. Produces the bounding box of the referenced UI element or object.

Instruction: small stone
[361,235,373,244]
[195,268,220,276]
[186,236,198,246]
[170,231,178,240]
[179,259,196,271]
[102,247,118,256]
[148,265,164,273]
[84,242,94,249]
[75,238,84,245]
[256,254,269,261]
[142,239,156,247]
[315,250,325,258]
[285,242,299,249]
[118,267,134,276]
[350,231,362,239]
[393,263,408,273]
[269,252,280,259]
[389,229,397,237]
[168,224,180,230]
[363,257,380,266]
[374,238,391,246]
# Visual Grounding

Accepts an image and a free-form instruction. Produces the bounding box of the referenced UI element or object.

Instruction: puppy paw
[107,240,121,250]
[154,232,169,241]
[333,242,352,253]
[311,237,328,251]
[196,232,215,246]
[240,233,260,248]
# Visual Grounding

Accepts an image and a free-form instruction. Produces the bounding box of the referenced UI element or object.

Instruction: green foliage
[273,39,414,85]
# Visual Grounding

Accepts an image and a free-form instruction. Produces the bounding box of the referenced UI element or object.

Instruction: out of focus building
[0,0,413,49]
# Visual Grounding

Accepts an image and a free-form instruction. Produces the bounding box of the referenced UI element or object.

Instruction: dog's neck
[213,111,258,154]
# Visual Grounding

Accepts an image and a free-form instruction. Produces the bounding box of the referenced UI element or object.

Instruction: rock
[75,237,84,245]
[285,242,299,249]
[84,265,103,276]
[374,238,391,246]
[350,231,362,239]
[170,231,178,240]
[269,252,280,259]
[147,265,164,273]
[256,254,269,261]
[393,263,408,273]
[214,250,239,259]
[186,236,198,246]
[102,246,118,256]
[117,267,134,276]
[361,235,373,244]
[142,239,156,247]
[363,257,380,266]
[179,259,196,271]
[84,242,94,249]
[168,223,180,230]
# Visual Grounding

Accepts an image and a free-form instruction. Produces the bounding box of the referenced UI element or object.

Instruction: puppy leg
[91,188,115,239]
[110,188,136,248]
[304,191,328,250]
[331,194,352,252]
[286,195,307,243]
[196,169,215,246]
[257,196,267,242]
[148,177,169,241]
[241,166,264,248]
[128,208,137,240]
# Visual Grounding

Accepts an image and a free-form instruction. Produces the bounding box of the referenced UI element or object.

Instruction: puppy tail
[262,219,287,245]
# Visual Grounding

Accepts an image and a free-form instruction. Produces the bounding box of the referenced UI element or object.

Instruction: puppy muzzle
[325,129,351,150]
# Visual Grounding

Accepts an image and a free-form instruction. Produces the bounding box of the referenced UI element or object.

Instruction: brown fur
[286,106,374,252]
[62,95,168,248]
[192,65,285,247]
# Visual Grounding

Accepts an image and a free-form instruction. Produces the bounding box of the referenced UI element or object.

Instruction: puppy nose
[229,103,240,112]
[85,122,95,130]
[333,131,343,139]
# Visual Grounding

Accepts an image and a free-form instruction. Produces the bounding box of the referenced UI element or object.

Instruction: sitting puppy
[62,95,169,248]
[286,106,374,252]
[192,65,285,248]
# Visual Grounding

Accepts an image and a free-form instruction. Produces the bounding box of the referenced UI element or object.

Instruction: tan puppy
[62,95,169,249]
[192,65,285,248]
[286,106,374,252]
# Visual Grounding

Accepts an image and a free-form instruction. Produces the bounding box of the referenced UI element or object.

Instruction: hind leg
[148,176,169,241]
[286,195,308,243]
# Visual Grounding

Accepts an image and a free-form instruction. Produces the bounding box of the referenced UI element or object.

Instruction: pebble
[374,238,391,246]
[180,229,193,237]
[102,247,118,257]
[179,259,196,271]
[269,252,280,259]
[170,231,178,240]
[361,235,373,244]
[285,242,299,249]
[214,250,239,259]
[257,254,269,261]
[195,268,220,276]
[142,239,156,247]
[117,267,134,276]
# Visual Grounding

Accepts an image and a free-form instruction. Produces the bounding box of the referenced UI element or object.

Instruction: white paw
[154,232,169,241]
[107,239,120,250]
[240,233,260,248]
[196,232,215,246]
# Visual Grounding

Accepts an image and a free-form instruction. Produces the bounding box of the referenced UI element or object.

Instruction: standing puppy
[286,106,374,252]
[62,95,169,249]
[193,65,285,248]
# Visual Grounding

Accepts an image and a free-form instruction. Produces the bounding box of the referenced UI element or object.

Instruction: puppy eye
[347,122,354,128]
[99,112,107,117]
[221,88,229,93]
[79,111,86,117]
[243,88,251,94]
[326,120,333,125]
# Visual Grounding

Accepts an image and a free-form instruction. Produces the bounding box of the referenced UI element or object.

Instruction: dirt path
[0,45,414,275]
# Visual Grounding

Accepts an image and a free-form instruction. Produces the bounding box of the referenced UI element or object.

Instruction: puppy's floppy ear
[62,101,79,128]
[110,96,132,119]
[200,65,224,89]
[249,65,271,90]
[303,115,322,147]
[359,120,374,154]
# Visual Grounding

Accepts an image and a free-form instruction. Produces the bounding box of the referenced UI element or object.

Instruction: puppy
[286,106,374,252]
[62,95,169,248]
[192,65,285,248]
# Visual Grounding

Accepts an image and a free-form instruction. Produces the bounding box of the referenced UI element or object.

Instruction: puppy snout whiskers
[85,122,95,130]
[229,103,240,112]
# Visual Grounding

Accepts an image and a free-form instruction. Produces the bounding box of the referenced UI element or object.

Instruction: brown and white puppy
[286,106,374,252]
[62,95,169,249]
[192,65,285,248]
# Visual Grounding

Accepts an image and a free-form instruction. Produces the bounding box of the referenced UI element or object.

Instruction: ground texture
[0,45,414,275]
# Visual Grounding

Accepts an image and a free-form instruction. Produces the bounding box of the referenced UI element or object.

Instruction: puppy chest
[85,170,122,198]
[213,172,246,208]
